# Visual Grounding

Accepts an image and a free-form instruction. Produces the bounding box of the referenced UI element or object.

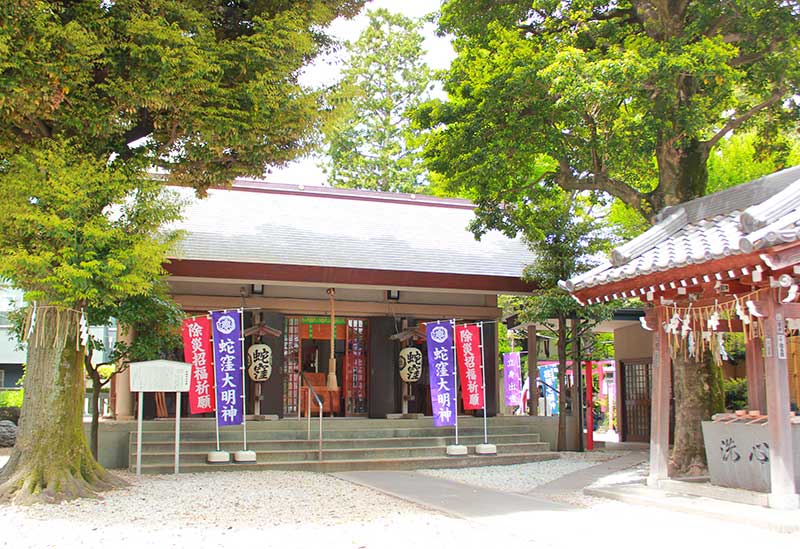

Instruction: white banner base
[446,444,468,456]
[475,443,497,455]
[207,450,230,463]
[234,450,257,462]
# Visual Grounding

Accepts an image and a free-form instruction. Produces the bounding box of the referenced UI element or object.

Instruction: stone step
[131,451,560,474]
[130,425,539,442]
[129,433,542,453]
[131,441,551,465]
[133,416,548,432]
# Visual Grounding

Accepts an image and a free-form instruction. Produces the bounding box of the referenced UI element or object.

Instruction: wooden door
[620,359,651,442]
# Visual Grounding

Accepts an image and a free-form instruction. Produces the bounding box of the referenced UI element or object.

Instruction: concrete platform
[585,483,800,533]
[333,470,570,518]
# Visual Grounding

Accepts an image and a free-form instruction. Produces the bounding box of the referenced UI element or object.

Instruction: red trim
[572,251,766,302]
[165,259,536,293]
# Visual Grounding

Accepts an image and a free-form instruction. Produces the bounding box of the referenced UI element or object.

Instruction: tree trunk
[651,138,710,215]
[669,352,714,476]
[652,138,714,474]
[556,315,568,451]
[0,306,123,504]
[90,373,102,460]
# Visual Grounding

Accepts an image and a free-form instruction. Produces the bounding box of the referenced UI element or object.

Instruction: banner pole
[240,308,248,451]
[479,322,488,444]
[476,322,496,455]
[234,308,256,462]
[207,314,229,463]
[451,319,459,446]
[210,315,221,452]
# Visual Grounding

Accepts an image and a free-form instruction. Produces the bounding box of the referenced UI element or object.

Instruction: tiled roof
[562,165,800,295]
[168,181,536,278]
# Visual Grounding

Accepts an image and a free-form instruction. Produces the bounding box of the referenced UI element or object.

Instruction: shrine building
[111,180,537,421]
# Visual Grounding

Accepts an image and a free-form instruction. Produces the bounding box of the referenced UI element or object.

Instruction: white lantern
[398,347,423,383]
[247,344,272,381]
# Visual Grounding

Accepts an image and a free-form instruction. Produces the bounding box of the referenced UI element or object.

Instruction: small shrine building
[562,165,800,509]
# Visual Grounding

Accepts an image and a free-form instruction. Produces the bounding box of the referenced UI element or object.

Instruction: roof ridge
[229,179,475,209]
[656,164,800,225]
[740,177,800,234]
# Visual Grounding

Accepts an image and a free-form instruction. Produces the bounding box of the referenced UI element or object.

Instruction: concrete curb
[585,484,800,534]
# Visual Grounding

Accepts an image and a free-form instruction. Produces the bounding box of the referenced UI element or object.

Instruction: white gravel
[1,454,798,549]
[417,451,625,493]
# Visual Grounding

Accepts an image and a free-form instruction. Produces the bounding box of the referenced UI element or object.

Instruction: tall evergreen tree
[323,8,434,192]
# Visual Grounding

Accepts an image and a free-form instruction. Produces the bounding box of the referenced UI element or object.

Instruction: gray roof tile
[564,166,800,294]
[168,182,536,279]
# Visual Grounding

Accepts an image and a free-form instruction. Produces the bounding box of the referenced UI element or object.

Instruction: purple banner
[426,321,456,427]
[503,352,522,407]
[211,310,244,427]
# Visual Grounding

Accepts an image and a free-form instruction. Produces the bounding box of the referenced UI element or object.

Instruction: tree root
[0,449,127,505]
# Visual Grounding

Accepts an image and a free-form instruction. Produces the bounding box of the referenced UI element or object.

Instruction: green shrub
[723,378,748,411]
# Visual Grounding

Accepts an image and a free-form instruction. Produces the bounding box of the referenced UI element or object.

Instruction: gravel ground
[418,451,626,493]
[1,453,798,549]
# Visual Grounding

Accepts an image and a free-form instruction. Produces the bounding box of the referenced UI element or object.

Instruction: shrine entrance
[282,316,369,417]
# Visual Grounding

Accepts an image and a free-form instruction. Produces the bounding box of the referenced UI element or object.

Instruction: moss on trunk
[0,307,124,504]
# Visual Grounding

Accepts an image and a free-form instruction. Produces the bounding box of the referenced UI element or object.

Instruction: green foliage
[422,1,800,222]
[108,287,184,364]
[0,1,365,193]
[707,131,800,194]
[0,140,183,308]
[0,389,23,408]
[323,8,434,192]
[723,378,749,411]
[590,332,615,360]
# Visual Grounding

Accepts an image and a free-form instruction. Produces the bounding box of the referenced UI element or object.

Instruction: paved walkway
[332,470,570,518]
[533,450,648,496]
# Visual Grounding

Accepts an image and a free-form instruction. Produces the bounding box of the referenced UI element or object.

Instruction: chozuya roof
[561,165,800,301]
[168,179,536,279]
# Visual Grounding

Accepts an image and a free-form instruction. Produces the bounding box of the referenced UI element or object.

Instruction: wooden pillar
[745,336,767,413]
[763,290,799,509]
[114,326,135,420]
[527,326,538,415]
[647,307,671,487]
[585,360,594,451]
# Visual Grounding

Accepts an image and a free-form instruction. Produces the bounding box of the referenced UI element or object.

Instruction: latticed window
[283,317,300,415]
[345,319,368,415]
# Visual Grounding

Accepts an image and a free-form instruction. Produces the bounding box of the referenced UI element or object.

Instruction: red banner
[181,317,216,414]
[455,324,484,410]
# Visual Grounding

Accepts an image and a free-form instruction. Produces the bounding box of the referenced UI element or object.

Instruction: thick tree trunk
[650,138,711,215]
[652,139,715,474]
[0,307,123,504]
[669,353,714,476]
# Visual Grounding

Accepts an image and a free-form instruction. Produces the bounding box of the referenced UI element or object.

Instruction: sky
[263,0,455,186]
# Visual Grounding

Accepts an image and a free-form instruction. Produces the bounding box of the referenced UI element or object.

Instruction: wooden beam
[174,294,502,320]
[647,307,672,487]
[762,290,800,509]
[745,337,766,413]
[166,259,537,294]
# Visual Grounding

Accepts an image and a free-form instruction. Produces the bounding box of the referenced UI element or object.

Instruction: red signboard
[181,317,216,414]
[455,324,484,410]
